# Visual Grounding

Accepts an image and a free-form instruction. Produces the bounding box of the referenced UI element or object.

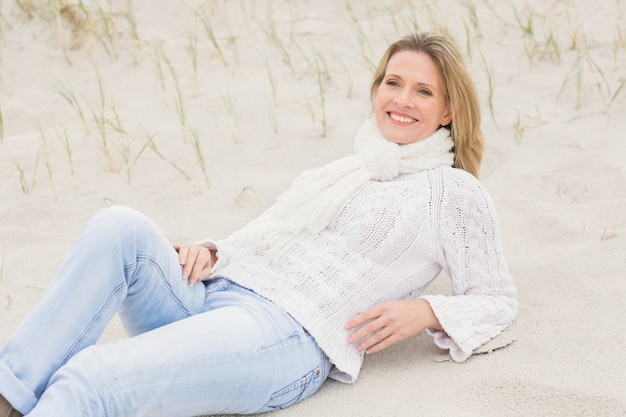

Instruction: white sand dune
[1,1,625,416]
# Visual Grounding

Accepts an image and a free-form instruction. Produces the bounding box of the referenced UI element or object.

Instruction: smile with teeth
[388,112,417,123]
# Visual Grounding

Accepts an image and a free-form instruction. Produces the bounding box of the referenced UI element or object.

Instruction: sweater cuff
[420,294,483,362]
[424,328,472,362]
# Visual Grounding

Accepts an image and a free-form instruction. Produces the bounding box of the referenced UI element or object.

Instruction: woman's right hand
[172,244,216,286]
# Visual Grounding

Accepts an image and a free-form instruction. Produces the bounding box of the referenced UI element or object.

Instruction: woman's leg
[26,279,330,417]
[0,206,208,414]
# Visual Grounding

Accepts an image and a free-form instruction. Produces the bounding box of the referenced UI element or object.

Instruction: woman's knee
[86,206,157,241]
[92,206,149,228]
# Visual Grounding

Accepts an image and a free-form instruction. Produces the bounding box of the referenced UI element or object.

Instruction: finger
[358,322,397,351]
[190,251,210,282]
[347,316,384,345]
[345,307,382,330]
[178,246,189,266]
[188,275,199,286]
[186,255,202,286]
[198,265,214,284]
[180,247,196,279]
[362,331,398,354]
[346,307,391,341]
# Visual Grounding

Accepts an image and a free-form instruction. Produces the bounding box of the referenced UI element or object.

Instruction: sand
[1,0,625,416]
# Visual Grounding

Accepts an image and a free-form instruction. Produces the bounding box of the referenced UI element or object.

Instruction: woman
[0,32,517,417]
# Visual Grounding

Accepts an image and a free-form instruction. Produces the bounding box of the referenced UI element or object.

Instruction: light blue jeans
[0,206,330,416]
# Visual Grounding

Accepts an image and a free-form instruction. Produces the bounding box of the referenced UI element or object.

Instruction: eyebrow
[384,73,438,91]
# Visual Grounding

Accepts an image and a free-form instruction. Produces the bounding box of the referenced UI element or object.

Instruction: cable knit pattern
[198,166,517,383]
[247,118,454,254]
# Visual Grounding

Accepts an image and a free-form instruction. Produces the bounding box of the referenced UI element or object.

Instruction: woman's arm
[421,168,517,361]
[344,168,517,359]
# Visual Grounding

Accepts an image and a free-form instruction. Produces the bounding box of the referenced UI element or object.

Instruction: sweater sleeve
[420,168,517,362]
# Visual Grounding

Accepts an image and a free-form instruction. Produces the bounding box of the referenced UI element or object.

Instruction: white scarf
[248,118,455,255]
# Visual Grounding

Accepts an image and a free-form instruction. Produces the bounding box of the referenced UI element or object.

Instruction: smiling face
[374,50,452,145]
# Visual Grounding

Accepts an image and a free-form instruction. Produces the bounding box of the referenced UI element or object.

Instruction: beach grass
[0,0,623,192]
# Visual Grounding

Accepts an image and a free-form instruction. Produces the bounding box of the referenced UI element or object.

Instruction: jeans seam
[35,280,126,396]
[136,255,195,317]
[63,281,125,364]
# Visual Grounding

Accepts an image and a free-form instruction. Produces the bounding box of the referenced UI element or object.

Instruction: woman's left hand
[345,299,442,354]
[172,244,216,286]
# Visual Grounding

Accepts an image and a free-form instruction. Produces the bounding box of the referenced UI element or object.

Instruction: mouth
[387,111,417,124]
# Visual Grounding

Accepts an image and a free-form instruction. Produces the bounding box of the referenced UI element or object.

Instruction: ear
[440,106,452,127]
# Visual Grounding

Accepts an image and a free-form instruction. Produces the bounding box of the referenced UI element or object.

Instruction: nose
[394,87,414,108]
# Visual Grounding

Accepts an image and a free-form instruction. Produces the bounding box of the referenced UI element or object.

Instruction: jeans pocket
[265,366,323,410]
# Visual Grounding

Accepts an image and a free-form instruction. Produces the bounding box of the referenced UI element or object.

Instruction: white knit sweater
[198,166,517,383]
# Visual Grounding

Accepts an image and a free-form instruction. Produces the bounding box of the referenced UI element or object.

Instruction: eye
[418,88,432,96]
[385,79,399,87]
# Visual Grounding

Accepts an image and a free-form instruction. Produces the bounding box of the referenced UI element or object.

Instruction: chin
[393,139,412,145]
[385,133,414,145]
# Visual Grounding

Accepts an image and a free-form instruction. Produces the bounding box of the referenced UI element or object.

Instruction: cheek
[375,84,392,103]
[423,102,444,122]
[374,90,391,114]
[433,99,450,120]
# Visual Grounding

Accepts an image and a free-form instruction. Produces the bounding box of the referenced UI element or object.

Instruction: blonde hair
[370,32,484,177]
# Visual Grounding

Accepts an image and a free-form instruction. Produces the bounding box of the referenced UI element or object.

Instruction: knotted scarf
[248,118,455,255]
